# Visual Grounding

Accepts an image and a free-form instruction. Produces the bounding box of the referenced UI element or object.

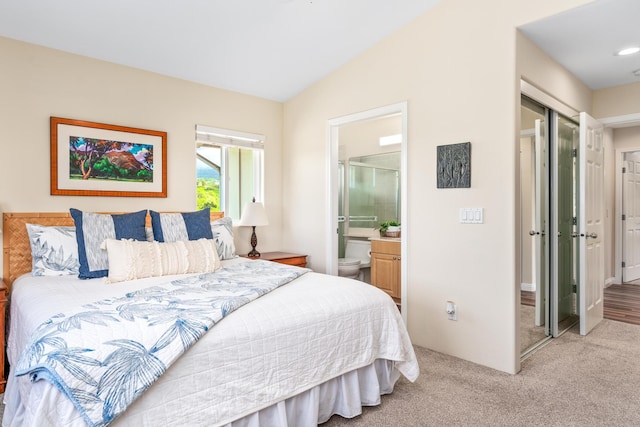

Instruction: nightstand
[242,252,307,268]
[0,280,7,393]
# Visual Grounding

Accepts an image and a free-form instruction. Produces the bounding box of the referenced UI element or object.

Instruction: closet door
[578,112,604,336]
[533,118,548,331]
[551,114,578,337]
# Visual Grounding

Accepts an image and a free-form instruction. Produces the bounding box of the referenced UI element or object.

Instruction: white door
[578,112,605,336]
[533,119,548,330]
[622,156,640,282]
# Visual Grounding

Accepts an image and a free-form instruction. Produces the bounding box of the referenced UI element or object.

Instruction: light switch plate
[460,208,483,224]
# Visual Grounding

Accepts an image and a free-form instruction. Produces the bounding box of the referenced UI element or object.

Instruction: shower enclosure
[338,152,401,258]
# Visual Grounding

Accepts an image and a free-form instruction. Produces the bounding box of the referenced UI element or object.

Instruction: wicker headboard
[2,211,225,288]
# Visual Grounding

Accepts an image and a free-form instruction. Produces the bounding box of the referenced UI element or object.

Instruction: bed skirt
[3,359,400,427]
[222,359,400,427]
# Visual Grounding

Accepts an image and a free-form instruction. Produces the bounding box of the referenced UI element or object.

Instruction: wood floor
[521,290,535,307]
[521,284,640,325]
[603,284,640,325]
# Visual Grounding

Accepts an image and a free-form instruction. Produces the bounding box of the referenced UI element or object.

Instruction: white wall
[0,36,284,274]
[282,0,593,374]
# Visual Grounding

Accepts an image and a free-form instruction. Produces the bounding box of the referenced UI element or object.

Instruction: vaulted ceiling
[0,0,441,102]
[1,0,638,102]
[519,0,640,91]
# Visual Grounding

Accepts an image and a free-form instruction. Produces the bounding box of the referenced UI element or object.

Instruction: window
[195,125,264,220]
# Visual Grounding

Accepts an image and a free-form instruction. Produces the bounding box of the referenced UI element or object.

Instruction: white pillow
[26,224,80,276]
[210,217,236,260]
[104,238,221,283]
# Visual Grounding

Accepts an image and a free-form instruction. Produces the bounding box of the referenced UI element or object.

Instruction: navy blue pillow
[70,209,148,279]
[150,208,214,242]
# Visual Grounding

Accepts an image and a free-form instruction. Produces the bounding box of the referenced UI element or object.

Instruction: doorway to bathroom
[338,152,401,283]
[328,102,408,320]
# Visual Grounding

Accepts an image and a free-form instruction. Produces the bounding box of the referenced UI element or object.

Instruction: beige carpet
[324,319,640,426]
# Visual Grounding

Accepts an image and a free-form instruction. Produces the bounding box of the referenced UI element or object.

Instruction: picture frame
[437,142,471,188]
[50,117,167,198]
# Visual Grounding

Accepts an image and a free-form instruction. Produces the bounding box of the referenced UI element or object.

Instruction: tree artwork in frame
[50,117,167,197]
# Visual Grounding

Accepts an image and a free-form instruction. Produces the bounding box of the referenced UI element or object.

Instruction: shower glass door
[347,152,401,232]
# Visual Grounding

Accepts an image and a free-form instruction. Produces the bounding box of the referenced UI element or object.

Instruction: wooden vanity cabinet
[370,239,401,304]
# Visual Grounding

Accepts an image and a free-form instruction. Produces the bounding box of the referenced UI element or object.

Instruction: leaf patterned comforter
[14,260,308,427]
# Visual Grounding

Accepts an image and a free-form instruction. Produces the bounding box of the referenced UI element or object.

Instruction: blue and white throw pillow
[69,209,148,279]
[26,224,80,276]
[150,208,214,242]
[211,217,236,260]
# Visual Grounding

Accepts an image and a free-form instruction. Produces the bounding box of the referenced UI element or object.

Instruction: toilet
[338,239,371,280]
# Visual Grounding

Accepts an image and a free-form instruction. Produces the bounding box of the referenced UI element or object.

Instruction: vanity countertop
[368,236,401,242]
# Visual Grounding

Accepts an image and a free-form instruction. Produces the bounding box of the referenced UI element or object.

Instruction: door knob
[585,232,598,239]
[571,232,581,238]
[529,230,539,236]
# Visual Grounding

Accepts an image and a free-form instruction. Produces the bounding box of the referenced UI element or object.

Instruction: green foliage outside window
[197,177,220,210]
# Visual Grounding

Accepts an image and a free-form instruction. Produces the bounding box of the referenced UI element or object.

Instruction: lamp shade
[239,200,269,226]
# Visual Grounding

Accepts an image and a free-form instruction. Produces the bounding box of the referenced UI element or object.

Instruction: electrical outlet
[446,301,457,321]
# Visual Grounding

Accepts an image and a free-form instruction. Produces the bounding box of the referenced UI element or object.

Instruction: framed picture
[437,142,471,188]
[50,117,167,197]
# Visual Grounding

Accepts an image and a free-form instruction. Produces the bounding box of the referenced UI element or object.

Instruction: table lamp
[239,197,269,257]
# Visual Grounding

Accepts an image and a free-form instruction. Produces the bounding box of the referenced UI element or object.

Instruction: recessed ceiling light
[616,47,640,56]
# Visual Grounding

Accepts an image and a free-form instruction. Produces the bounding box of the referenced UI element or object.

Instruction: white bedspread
[4,258,419,427]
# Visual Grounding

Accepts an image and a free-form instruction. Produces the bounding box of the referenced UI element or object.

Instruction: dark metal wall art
[437,142,471,188]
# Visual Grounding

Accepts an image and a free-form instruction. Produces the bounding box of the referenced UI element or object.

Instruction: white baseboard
[521,282,535,292]
[604,277,615,288]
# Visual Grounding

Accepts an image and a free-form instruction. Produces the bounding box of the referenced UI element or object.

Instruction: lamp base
[247,249,261,258]
[248,226,261,258]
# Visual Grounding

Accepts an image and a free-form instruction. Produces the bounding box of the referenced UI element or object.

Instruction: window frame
[196,125,265,220]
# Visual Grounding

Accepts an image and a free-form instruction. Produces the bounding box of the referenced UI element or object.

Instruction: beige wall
[339,115,402,161]
[593,82,640,119]
[0,37,284,271]
[1,0,601,376]
[614,127,640,150]
[283,0,593,374]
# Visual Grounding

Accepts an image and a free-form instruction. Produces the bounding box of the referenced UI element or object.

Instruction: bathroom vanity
[370,238,401,305]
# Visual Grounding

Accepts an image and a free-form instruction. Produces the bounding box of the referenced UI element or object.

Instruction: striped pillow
[150,208,214,242]
[70,209,148,279]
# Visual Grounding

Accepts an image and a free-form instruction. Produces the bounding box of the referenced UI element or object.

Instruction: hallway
[603,283,640,325]
[522,285,640,326]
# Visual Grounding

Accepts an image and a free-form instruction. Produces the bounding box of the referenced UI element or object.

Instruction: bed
[2,211,419,427]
